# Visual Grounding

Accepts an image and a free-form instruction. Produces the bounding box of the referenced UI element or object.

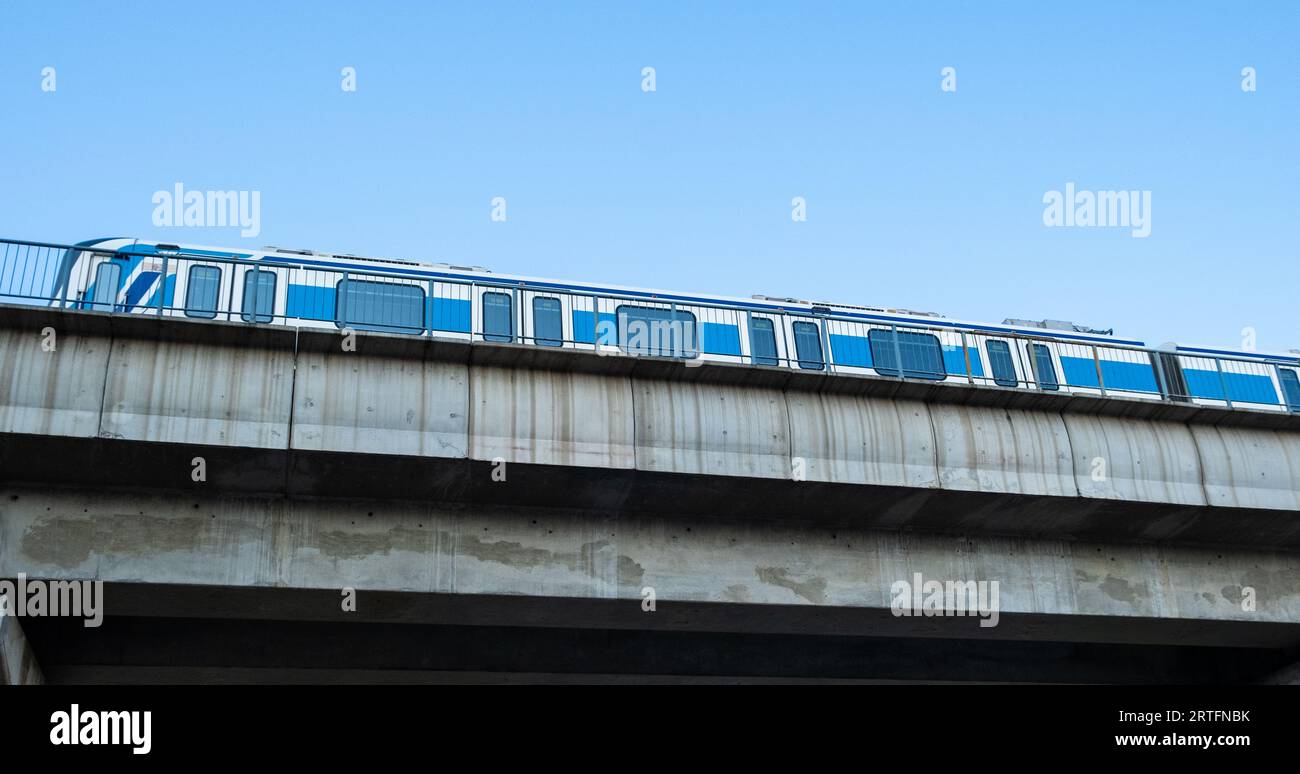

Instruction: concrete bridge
[2,305,1298,683]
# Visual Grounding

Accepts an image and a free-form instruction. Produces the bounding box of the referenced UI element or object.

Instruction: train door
[1024,341,1062,391]
[746,313,785,367]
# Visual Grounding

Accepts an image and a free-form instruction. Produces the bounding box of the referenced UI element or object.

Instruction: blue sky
[1,2,1297,350]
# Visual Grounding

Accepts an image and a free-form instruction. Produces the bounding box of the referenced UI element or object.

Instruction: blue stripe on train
[1060,357,1160,393]
[138,273,176,311]
[1182,368,1278,405]
[942,345,984,378]
[830,334,871,367]
[561,315,738,354]
[428,297,470,332]
[572,310,617,344]
[701,322,741,356]
[287,284,335,321]
[123,271,160,310]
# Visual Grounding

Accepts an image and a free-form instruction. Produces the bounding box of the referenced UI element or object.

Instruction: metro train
[21,235,1300,413]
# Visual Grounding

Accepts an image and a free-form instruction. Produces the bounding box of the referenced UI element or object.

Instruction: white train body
[23,236,1300,414]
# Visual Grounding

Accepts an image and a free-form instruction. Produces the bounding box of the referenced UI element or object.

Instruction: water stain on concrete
[457,535,556,569]
[756,566,827,604]
[616,554,646,587]
[21,514,206,568]
[1099,574,1140,605]
[455,535,646,586]
[315,525,431,560]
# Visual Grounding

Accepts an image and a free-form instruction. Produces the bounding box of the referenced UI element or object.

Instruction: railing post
[820,316,832,373]
[891,324,905,380]
[339,271,349,328]
[157,255,168,316]
[1092,346,1106,397]
[514,286,522,344]
[473,278,483,338]
[1214,357,1234,410]
[427,279,435,336]
[960,331,973,384]
[779,311,792,368]
[670,300,678,358]
[744,310,754,365]
[253,267,261,324]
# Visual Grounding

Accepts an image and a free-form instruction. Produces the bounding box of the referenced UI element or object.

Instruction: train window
[533,297,563,346]
[985,340,1018,387]
[185,266,221,319]
[749,317,779,366]
[89,262,121,311]
[868,328,945,380]
[240,269,276,323]
[483,292,514,342]
[336,278,424,333]
[1027,343,1059,390]
[792,321,824,370]
[616,305,698,358]
[1279,369,1300,411]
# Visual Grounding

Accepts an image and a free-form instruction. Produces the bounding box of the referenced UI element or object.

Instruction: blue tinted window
[533,297,562,346]
[336,278,424,333]
[985,340,1018,387]
[1279,369,1300,411]
[241,269,275,323]
[185,265,221,319]
[617,305,697,358]
[483,292,513,342]
[868,328,945,380]
[89,262,121,311]
[1028,343,1059,390]
[749,317,779,366]
[792,321,823,370]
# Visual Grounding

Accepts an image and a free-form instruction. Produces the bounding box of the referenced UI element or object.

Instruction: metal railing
[2,236,1297,413]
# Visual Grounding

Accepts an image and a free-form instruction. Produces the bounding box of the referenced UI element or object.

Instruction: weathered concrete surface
[101,338,293,448]
[2,307,1300,548]
[1064,414,1206,506]
[1191,425,1300,511]
[633,380,789,478]
[785,392,938,488]
[0,327,109,438]
[930,404,1075,496]
[471,367,633,468]
[3,486,1298,646]
[0,610,44,685]
[293,351,467,458]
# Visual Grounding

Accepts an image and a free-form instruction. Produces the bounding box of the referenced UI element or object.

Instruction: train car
[8,235,1296,415]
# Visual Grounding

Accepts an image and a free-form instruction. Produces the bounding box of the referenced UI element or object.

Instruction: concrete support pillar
[0,611,44,685]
